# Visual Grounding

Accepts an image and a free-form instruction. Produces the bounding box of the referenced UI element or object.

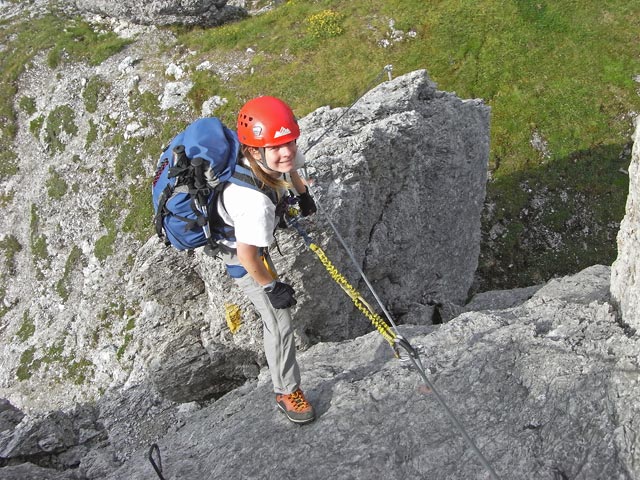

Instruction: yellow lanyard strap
[309,243,397,348]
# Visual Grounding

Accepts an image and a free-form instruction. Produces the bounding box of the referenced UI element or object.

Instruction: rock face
[3,265,638,479]
[2,3,638,479]
[294,70,490,334]
[611,118,640,331]
[127,69,490,403]
[73,0,247,26]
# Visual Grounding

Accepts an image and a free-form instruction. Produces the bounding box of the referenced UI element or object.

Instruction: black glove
[264,281,297,309]
[297,187,317,217]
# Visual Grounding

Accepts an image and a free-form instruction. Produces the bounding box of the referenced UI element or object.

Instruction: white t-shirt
[217,182,280,248]
[216,152,306,248]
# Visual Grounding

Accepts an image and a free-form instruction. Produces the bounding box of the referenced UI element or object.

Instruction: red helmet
[237,96,300,147]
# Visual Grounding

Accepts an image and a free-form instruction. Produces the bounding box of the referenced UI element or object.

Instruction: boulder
[73,0,247,26]
[205,69,490,344]
[611,118,640,331]
[98,265,639,479]
[124,69,490,405]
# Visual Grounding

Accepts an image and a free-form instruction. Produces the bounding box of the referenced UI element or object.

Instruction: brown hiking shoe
[276,389,316,424]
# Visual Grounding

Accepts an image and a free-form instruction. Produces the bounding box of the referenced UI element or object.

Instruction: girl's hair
[241,145,290,192]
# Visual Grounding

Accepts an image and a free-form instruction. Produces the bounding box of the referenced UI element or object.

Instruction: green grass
[0,234,22,275]
[46,167,69,200]
[1,1,638,290]
[43,105,78,154]
[15,310,36,342]
[0,12,130,170]
[29,204,50,279]
[83,75,110,113]
[55,245,84,302]
[15,340,95,384]
[18,96,37,115]
[175,0,640,289]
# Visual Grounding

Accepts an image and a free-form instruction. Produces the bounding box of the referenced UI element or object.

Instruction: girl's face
[250,141,297,176]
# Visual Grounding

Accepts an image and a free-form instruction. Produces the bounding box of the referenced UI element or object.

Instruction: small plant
[306,9,345,39]
[15,310,36,342]
[128,90,161,117]
[44,105,78,155]
[18,96,37,115]
[0,234,22,275]
[47,19,132,69]
[46,167,69,200]
[114,137,146,181]
[0,283,10,319]
[66,357,94,385]
[55,245,84,302]
[0,150,18,180]
[83,75,109,113]
[29,204,50,279]
[116,314,136,361]
[94,229,116,262]
[29,114,45,138]
[85,118,98,148]
[123,182,154,243]
[94,189,125,261]
[0,191,15,208]
[116,333,133,360]
[16,346,40,381]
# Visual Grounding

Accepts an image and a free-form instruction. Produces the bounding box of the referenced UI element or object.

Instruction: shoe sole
[277,403,316,424]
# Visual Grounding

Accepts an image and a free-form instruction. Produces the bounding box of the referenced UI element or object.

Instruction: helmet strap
[258,147,278,173]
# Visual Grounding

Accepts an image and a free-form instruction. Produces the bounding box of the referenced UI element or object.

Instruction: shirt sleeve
[222,185,277,248]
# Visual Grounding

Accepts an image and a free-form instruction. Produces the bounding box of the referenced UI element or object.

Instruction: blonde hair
[241,145,290,192]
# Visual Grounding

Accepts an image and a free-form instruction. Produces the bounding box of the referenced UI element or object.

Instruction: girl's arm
[288,169,307,195]
[236,241,274,286]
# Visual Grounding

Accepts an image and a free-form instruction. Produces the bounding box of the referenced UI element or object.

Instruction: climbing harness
[292,65,502,480]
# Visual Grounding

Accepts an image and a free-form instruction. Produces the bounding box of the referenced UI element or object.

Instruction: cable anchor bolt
[384,64,393,81]
[393,335,419,361]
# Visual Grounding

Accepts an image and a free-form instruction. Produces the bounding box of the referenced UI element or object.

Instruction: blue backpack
[152,117,272,253]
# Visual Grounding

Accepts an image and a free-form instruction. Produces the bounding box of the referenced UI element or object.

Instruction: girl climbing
[217,96,317,424]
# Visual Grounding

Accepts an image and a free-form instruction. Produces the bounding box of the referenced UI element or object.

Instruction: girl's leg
[234,272,301,394]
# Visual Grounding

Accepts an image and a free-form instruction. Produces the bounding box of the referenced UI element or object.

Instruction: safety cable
[294,66,502,480]
[301,65,399,333]
[301,65,393,159]
[398,343,501,479]
[309,242,397,347]
[148,444,166,480]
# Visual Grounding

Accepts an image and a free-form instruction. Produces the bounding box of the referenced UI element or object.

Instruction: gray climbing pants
[223,251,301,395]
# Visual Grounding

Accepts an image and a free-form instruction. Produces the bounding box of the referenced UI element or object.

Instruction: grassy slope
[1,0,639,291]
[178,0,640,290]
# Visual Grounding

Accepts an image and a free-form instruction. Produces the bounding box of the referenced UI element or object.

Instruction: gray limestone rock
[465,284,542,312]
[611,118,640,331]
[121,69,489,407]
[2,267,639,478]
[73,0,247,27]
[0,399,24,438]
[0,463,77,480]
[0,403,105,475]
[146,324,261,403]
[96,266,640,479]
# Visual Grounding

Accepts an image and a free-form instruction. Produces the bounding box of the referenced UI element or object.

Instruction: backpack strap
[211,164,289,249]
[154,184,172,244]
[227,164,278,203]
